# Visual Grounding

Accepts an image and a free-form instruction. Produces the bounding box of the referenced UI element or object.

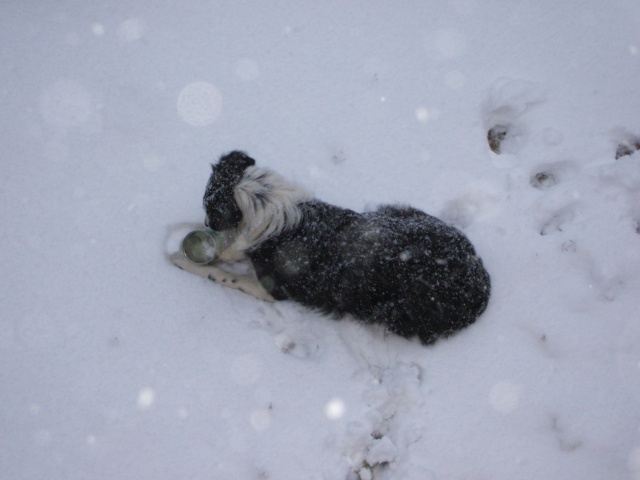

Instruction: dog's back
[201,151,490,345]
[247,201,490,344]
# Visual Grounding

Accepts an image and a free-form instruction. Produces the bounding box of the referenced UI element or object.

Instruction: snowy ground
[1,1,640,479]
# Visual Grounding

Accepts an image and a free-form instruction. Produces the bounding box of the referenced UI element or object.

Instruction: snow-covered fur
[202,150,491,344]
[232,166,312,250]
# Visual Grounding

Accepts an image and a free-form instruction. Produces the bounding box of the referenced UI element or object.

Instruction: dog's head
[203,151,255,230]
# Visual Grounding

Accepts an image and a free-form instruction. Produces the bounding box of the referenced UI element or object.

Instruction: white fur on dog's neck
[231,166,311,251]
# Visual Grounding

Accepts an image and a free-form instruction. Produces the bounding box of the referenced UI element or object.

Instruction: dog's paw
[207,266,277,303]
[251,288,276,304]
[169,251,276,303]
[168,251,217,279]
[203,266,233,284]
[168,251,189,271]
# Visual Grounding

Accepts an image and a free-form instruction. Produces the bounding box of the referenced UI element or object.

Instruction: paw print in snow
[274,330,322,359]
[483,78,547,154]
[530,160,579,190]
[324,362,424,479]
[530,171,557,189]
[539,205,576,236]
[487,125,509,154]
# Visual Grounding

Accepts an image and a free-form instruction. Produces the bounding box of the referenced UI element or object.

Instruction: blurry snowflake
[177,82,222,126]
[118,18,145,42]
[137,387,156,409]
[324,397,346,420]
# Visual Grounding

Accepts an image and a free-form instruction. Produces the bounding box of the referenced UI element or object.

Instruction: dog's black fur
[203,151,491,344]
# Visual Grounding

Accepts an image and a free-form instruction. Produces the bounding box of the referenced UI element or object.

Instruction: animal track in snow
[487,124,509,154]
[274,330,322,358]
[530,160,579,190]
[324,362,424,479]
[530,171,557,189]
[528,161,581,236]
[482,78,547,154]
[539,204,576,236]
[252,305,325,359]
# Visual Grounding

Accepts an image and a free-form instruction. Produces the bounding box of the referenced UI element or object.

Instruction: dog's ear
[203,151,256,230]
[206,150,256,199]
[217,150,256,174]
[204,151,256,230]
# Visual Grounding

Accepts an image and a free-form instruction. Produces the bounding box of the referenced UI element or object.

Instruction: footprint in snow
[482,78,547,155]
[325,362,424,479]
[528,161,581,236]
[252,305,324,359]
[530,160,579,191]
[539,204,576,236]
[274,331,322,359]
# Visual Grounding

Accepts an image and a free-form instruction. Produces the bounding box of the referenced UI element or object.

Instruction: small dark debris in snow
[531,171,557,189]
[615,136,640,159]
[488,125,509,154]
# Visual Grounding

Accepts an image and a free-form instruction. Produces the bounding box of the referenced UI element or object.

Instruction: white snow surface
[1,1,640,479]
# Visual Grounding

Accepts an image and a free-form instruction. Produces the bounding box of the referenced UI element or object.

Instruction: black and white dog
[173,151,491,344]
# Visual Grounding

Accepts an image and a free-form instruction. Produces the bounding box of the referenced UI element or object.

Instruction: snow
[1,1,639,479]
